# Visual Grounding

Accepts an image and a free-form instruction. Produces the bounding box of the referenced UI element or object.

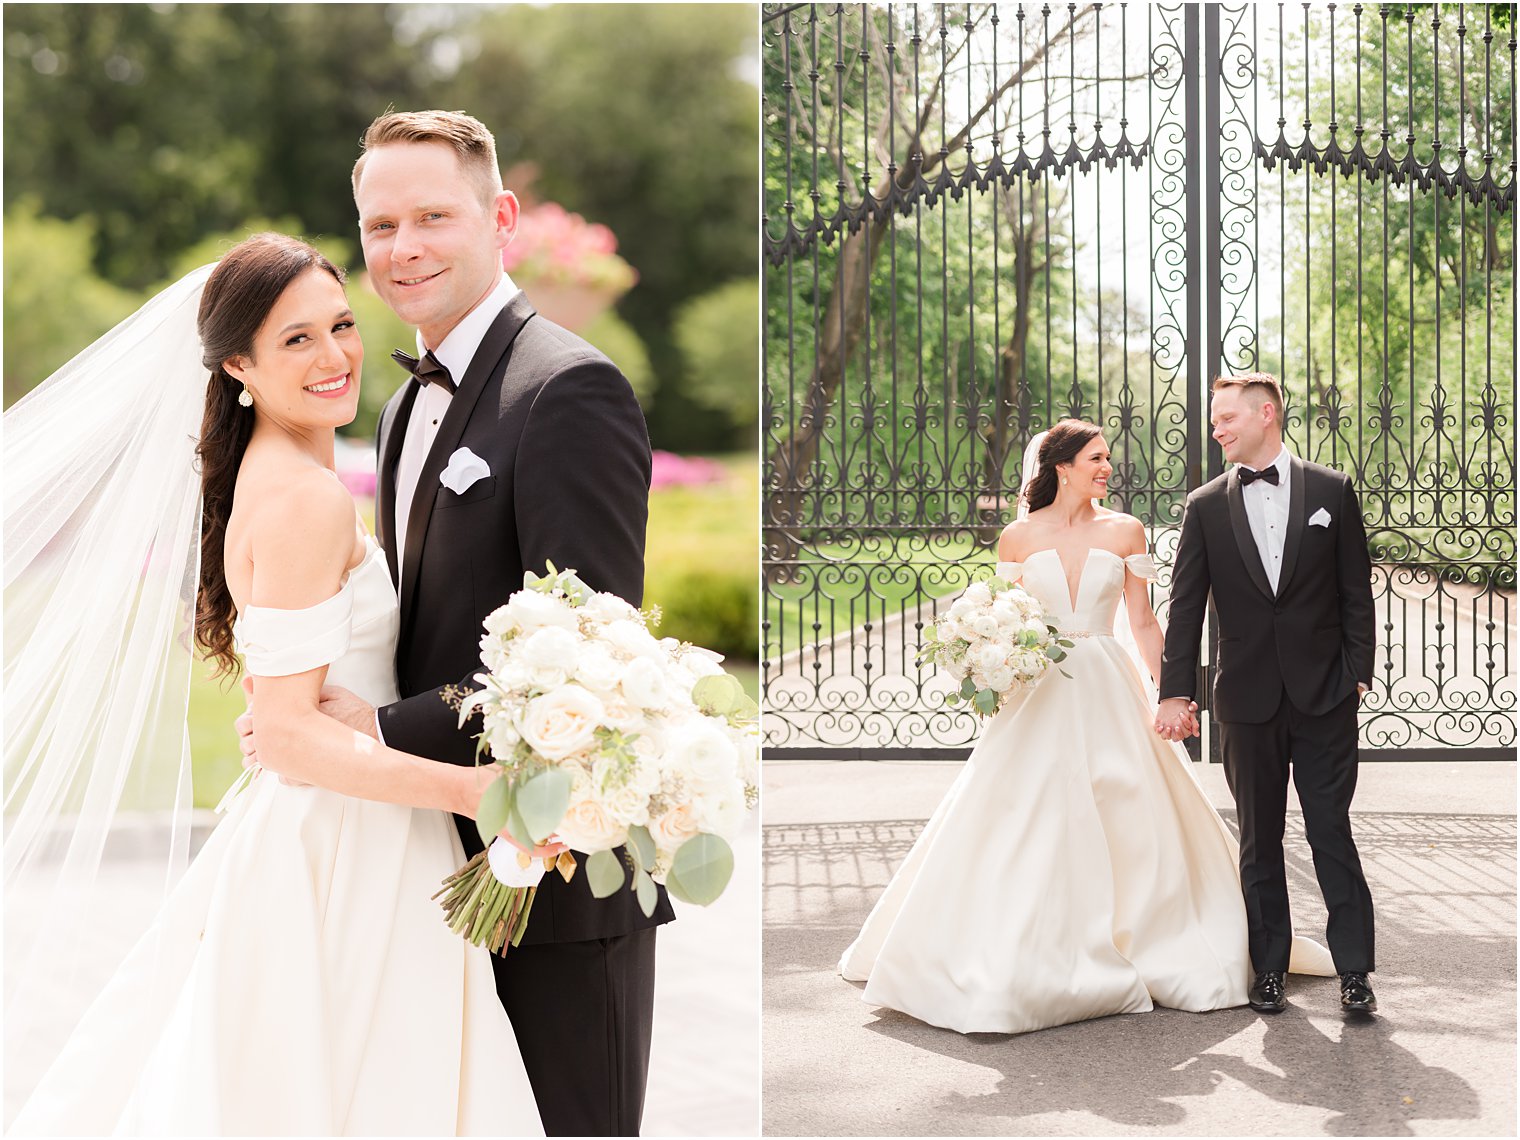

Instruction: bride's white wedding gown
[839,548,1332,1035]
[10,538,543,1136]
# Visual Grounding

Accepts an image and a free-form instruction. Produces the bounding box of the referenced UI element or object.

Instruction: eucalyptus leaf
[627,824,656,871]
[474,776,512,846]
[633,866,658,917]
[585,849,627,898]
[974,687,998,716]
[516,768,573,843]
[504,798,535,851]
[959,676,977,700]
[665,832,734,906]
[692,674,743,716]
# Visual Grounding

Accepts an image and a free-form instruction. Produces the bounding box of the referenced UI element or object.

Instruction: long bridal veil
[3,265,215,1109]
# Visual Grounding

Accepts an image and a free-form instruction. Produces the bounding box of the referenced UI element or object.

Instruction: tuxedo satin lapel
[377,381,419,588]
[1227,468,1276,600]
[1276,455,1308,594]
[398,294,537,639]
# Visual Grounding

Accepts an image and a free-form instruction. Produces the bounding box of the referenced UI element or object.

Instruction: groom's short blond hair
[352,109,504,209]
[1213,371,1285,424]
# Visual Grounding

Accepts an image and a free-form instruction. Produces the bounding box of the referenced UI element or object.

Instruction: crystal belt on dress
[1060,629,1115,639]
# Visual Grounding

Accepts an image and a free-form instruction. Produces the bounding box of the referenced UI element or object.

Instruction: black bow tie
[391,348,457,394]
[1239,465,1280,487]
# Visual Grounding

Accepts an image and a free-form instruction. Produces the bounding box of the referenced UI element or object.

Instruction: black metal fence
[762,2,1516,760]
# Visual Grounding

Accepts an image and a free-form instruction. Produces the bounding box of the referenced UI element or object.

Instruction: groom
[1155,372,1377,1017]
[335,110,672,1134]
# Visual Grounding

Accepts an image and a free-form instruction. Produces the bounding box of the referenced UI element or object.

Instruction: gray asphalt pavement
[762,760,1516,1137]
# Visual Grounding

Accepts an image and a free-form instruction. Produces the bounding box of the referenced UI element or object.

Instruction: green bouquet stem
[433,851,538,956]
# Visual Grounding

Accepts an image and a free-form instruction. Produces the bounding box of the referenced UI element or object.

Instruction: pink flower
[650,451,727,490]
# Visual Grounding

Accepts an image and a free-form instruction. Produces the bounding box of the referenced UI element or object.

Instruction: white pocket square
[440,446,490,494]
[1309,507,1332,528]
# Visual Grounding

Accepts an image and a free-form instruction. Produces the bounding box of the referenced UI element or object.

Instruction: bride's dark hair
[194,233,345,678]
[1020,418,1103,514]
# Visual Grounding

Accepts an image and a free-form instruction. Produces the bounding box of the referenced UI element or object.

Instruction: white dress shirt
[392,273,520,578]
[1240,443,1292,593]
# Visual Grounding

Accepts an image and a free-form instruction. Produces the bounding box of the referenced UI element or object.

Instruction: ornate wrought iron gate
[762,3,1516,760]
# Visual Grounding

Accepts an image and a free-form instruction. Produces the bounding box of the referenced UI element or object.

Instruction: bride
[838,418,1332,1035]
[5,234,543,1135]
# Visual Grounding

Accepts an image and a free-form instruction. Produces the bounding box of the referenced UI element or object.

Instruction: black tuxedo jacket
[374,291,674,943]
[1159,455,1376,723]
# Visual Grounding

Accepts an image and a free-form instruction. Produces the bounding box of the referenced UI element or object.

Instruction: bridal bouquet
[916,575,1073,716]
[436,566,759,955]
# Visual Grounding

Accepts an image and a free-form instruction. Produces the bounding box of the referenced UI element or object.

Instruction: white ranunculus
[984,666,1015,692]
[692,777,747,838]
[554,794,629,853]
[970,614,1000,639]
[667,720,740,790]
[484,711,522,759]
[518,685,604,761]
[648,803,701,855]
[519,625,582,671]
[573,644,624,696]
[1022,618,1047,638]
[619,656,671,712]
[971,642,1007,673]
[962,581,993,607]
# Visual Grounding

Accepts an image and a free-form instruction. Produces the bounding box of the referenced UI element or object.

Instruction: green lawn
[765,534,997,647]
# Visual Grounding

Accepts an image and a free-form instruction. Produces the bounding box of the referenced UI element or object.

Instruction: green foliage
[3,3,757,452]
[666,832,734,906]
[2,199,137,406]
[580,310,656,408]
[439,3,758,435]
[644,456,759,661]
[674,276,760,447]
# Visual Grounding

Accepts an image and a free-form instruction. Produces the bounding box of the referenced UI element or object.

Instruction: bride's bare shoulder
[1094,508,1147,552]
[997,516,1036,560]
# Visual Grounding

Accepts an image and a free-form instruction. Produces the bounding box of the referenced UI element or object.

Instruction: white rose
[605,619,663,661]
[679,647,726,678]
[583,592,642,626]
[553,794,629,853]
[505,589,579,634]
[620,656,671,712]
[667,720,739,790]
[599,693,647,733]
[519,685,605,761]
[984,666,1014,692]
[648,803,701,855]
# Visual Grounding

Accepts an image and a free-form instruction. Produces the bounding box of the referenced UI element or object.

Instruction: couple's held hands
[1154,697,1200,741]
[234,680,379,786]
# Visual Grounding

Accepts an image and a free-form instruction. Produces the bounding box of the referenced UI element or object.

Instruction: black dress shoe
[1248,970,1287,1013]
[1340,972,1377,1014]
